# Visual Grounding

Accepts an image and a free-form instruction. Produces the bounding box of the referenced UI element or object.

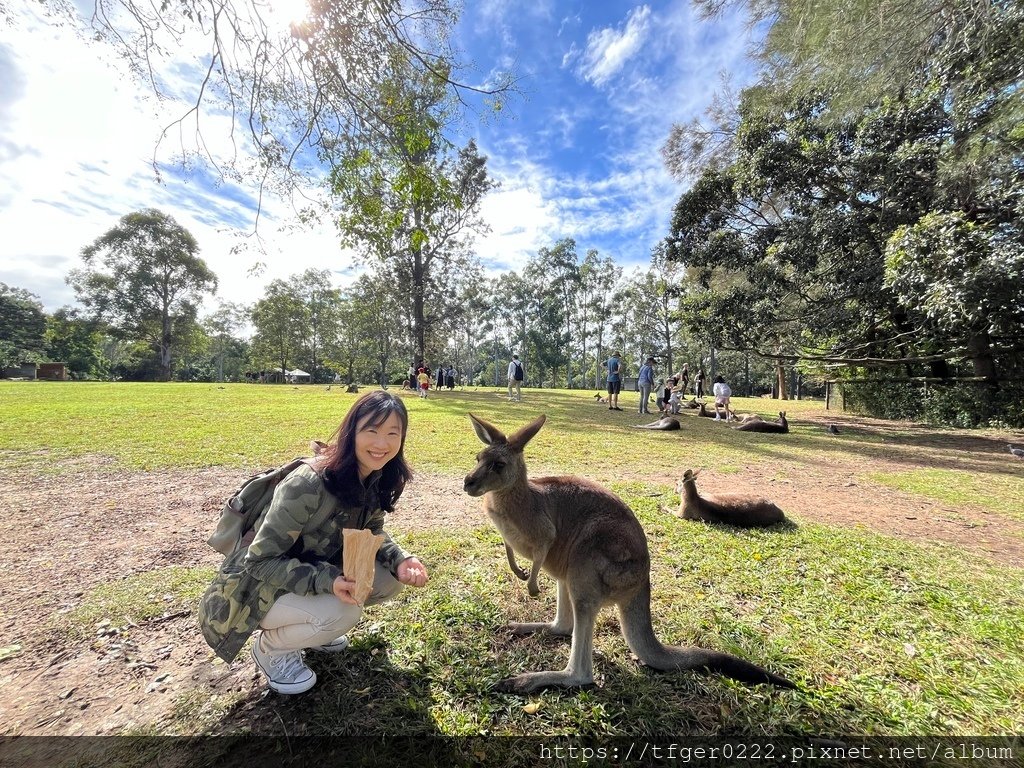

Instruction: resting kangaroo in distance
[697,402,718,418]
[462,413,796,694]
[676,469,786,528]
[734,411,789,433]
[633,416,681,430]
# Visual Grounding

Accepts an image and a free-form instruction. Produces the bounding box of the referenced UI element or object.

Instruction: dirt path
[1,421,1022,737]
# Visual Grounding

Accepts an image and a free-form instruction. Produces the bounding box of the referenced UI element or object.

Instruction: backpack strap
[208,457,316,557]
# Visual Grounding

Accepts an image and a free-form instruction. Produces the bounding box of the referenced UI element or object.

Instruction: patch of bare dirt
[1,418,1022,737]
[0,461,481,737]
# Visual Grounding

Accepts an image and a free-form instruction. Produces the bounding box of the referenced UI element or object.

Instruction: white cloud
[575,5,652,86]
[474,153,562,274]
[0,5,352,314]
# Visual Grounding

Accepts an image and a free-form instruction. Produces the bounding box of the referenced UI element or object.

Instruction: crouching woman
[198,391,429,694]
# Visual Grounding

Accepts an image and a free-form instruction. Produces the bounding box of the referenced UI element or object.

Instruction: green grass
[4,381,1023,760]
[50,496,1024,743]
[55,566,214,642]
[0,380,981,475]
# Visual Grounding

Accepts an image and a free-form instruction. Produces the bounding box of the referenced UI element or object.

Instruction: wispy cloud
[571,5,652,87]
[471,2,758,277]
[0,5,353,311]
[2,0,763,314]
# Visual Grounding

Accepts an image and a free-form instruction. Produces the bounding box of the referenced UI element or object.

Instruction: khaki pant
[258,562,403,653]
[508,380,521,401]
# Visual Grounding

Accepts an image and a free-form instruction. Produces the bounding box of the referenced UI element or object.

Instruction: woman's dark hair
[713,375,725,384]
[319,391,412,512]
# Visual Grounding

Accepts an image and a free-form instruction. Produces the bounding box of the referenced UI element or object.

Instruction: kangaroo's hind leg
[496,578,599,694]
[508,579,574,636]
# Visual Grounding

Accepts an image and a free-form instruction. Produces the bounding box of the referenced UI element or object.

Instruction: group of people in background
[638,359,734,421]
[404,363,459,397]
[398,352,730,418]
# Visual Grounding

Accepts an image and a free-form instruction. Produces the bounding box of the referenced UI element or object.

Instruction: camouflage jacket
[198,464,411,662]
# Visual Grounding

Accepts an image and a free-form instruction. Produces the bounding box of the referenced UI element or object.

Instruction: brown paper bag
[342,528,385,605]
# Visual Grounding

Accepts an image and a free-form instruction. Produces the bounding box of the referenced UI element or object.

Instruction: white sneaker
[251,632,317,694]
[310,634,350,653]
[714,415,721,421]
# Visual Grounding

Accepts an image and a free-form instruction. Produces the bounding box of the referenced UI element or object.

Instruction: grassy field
[2,381,1022,765]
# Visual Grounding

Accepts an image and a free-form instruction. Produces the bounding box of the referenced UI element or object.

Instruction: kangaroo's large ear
[468,413,506,446]
[507,414,547,452]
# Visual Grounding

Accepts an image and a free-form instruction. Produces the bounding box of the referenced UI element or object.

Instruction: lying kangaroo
[633,416,680,430]
[734,411,789,433]
[676,469,786,528]
[696,402,717,418]
[463,413,796,694]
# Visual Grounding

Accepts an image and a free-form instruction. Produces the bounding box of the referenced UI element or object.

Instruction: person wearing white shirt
[712,375,732,421]
[507,354,525,402]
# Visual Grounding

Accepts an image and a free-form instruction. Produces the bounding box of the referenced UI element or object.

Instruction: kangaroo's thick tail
[618,583,797,690]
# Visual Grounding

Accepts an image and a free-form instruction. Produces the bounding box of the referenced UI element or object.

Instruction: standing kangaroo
[462,413,796,694]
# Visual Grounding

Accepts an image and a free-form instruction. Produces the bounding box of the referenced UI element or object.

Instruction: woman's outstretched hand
[397,557,429,587]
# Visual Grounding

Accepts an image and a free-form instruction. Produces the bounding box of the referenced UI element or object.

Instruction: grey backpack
[207,458,326,557]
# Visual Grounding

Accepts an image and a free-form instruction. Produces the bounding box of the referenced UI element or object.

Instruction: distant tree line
[3,210,787,395]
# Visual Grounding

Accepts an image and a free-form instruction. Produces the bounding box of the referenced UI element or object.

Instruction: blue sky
[0,1,757,312]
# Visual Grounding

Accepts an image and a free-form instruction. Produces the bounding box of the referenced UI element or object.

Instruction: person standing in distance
[712,375,733,421]
[507,354,525,402]
[605,351,623,411]
[637,357,656,414]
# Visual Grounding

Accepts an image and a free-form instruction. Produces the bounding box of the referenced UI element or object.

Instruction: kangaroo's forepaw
[527,583,541,597]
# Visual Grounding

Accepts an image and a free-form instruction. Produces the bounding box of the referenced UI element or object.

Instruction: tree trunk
[967,330,997,382]
[412,251,426,364]
[160,322,172,382]
[775,359,788,400]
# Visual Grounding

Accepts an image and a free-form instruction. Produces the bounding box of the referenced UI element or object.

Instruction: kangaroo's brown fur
[675,469,786,528]
[697,402,717,418]
[733,411,789,433]
[463,413,796,694]
[633,416,681,430]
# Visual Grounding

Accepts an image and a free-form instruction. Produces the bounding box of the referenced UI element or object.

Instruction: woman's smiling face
[354,411,404,481]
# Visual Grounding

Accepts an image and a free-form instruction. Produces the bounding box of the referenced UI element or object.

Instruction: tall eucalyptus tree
[69,209,217,381]
[332,62,495,364]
